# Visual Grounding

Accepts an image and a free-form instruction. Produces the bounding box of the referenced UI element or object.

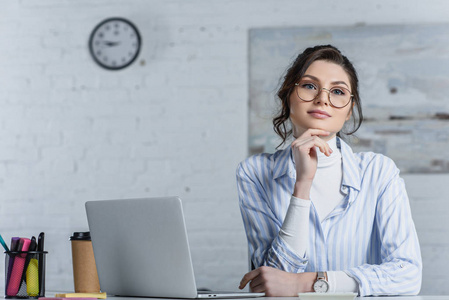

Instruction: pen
[38,232,45,295]
[0,233,9,252]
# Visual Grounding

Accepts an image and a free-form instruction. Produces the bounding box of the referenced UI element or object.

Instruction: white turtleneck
[310,136,345,221]
[279,136,358,293]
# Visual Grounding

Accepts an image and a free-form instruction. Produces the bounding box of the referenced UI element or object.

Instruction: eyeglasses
[294,81,353,108]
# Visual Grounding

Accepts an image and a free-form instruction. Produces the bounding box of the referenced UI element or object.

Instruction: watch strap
[317,271,326,280]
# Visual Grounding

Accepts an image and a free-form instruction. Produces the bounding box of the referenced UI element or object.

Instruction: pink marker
[6,238,31,296]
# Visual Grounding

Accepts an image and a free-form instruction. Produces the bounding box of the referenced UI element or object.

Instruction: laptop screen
[86,197,198,298]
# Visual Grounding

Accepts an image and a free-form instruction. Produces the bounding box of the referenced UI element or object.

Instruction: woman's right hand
[239,266,316,296]
[291,129,332,199]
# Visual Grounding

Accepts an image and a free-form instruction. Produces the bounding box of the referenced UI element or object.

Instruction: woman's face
[289,60,353,140]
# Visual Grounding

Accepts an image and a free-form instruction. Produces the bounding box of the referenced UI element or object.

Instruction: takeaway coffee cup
[70,232,100,293]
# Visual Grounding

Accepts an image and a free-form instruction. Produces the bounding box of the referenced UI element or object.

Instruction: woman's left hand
[239,266,316,296]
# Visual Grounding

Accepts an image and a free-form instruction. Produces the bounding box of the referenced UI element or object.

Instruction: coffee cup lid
[70,232,91,241]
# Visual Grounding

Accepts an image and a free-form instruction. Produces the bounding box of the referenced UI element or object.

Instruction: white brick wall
[0,0,448,295]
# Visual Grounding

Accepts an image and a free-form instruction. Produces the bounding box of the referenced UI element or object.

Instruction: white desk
[107,296,449,300]
[46,292,449,300]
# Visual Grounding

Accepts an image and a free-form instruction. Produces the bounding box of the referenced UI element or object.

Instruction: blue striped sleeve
[344,157,422,296]
[236,155,308,272]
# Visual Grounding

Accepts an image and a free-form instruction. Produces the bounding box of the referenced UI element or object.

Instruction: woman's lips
[308,110,331,119]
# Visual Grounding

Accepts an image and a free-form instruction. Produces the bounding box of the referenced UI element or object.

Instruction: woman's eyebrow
[302,74,350,88]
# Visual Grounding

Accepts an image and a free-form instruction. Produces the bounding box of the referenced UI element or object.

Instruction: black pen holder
[4,251,48,298]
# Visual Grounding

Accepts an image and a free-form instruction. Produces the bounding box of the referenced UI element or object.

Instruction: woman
[236,45,422,296]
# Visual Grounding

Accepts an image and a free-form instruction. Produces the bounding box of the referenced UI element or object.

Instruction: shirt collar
[337,137,361,191]
[272,137,362,191]
[272,146,295,180]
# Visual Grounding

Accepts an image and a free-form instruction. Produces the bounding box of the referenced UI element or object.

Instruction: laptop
[85,197,265,299]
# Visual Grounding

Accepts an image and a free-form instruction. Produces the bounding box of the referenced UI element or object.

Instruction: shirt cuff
[290,195,312,207]
[266,234,309,272]
[327,271,359,294]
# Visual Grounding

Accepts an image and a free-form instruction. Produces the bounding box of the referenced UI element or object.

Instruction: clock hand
[103,41,121,47]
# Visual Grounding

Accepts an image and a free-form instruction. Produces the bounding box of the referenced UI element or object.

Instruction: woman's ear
[345,102,354,121]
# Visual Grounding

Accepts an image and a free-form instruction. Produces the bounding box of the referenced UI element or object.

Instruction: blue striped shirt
[236,137,422,296]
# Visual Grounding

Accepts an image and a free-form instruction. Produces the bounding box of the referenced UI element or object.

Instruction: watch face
[313,279,329,293]
[89,17,141,70]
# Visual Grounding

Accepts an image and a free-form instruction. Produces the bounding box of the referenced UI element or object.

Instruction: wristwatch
[313,271,329,293]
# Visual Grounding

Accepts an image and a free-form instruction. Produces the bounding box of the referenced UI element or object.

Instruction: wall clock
[89,17,141,70]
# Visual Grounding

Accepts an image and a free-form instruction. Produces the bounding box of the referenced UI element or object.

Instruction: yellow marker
[54,292,107,299]
[26,258,39,296]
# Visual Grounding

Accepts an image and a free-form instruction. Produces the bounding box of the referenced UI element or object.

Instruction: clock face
[89,18,141,70]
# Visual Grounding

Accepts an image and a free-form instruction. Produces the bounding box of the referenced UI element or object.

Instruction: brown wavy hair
[272,45,363,148]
